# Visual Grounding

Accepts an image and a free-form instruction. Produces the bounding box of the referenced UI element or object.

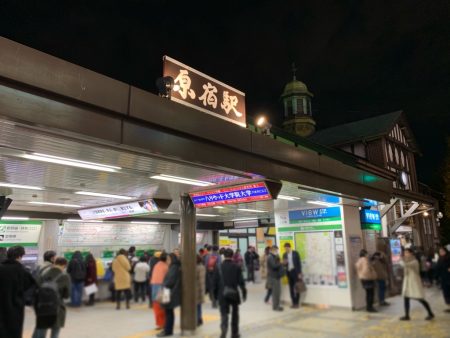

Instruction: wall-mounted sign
[277,207,342,233]
[189,181,272,208]
[360,209,382,231]
[0,221,42,247]
[59,222,165,247]
[163,56,246,127]
[78,199,158,220]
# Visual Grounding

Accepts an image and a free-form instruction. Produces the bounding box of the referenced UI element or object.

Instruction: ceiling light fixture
[213,206,225,209]
[197,214,219,217]
[28,201,81,208]
[75,191,133,200]
[23,153,121,172]
[237,208,267,213]
[277,195,301,201]
[163,211,176,215]
[0,182,44,190]
[150,174,214,187]
[1,217,30,221]
[66,219,103,223]
[131,221,160,225]
[307,201,338,207]
[231,217,258,222]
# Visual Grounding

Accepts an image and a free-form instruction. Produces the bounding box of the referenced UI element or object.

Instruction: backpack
[207,255,218,272]
[34,267,63,317]
[70,260,86,281]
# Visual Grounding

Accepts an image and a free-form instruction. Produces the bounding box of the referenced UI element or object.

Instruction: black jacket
[0,259,35,338]
[67,253,86,282]
[162,260,181,309]
[267,253,284,279]
[215,259,246,305]
[437,255,450,286]
[283,250,302,275]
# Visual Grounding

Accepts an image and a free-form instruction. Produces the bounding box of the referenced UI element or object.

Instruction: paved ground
[23,282,450,338]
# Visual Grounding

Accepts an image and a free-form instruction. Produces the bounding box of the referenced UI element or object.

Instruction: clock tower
[281,64,316,137]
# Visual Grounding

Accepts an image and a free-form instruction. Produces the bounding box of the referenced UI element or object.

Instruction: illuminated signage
[289,207,341,223]
[0,221,42,247]
[163,56,246,127]
[78,199,158,220]
[189,182,272,208]
[360,209,382,231]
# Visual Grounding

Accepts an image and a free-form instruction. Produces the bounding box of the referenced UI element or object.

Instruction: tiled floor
[23,282,450,338]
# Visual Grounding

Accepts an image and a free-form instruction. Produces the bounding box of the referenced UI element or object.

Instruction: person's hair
[219,247,225,254]
[224,248,234,258]
[439,246,450,255]
[199,248,205,255]
[236,248,241,253]
[159,252,168,262]
[139,256,146,262]
[118,248,127,256]
[206,245,212,251]
[196,254,203,264]
[55,257,68,266]
[212,245,219,252]
[404,248,414,255]
[43,250,57,263]
[265,246,271,255]
[129,246,136,253]
[284,242,291,248]
[359,249,368,257]
[271,245,279,251]
[85,253,95,263]
[248,246,252,250]
[7,246,25,260]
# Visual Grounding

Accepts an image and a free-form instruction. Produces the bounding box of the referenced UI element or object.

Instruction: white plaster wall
[37,220,60,264]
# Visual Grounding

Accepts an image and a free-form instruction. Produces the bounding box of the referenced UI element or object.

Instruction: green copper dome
[281,79,313,98]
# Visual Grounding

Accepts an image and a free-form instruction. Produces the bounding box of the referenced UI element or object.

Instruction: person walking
[355,249,378,312]
[151,252,168,330]
[0,246,35,338]
[399,248,434,320]
[67,251,86,307]
[133,256,150,303]
[282,243,302,308]
[148,251,161,308]
[112,248,132,310]
[205,245,221,308]
[245,246,258,283]
[232,249,244,269]
[267,245,284,311]
[84,253,97,306]
[436,246,450,312]
[158,253,181,337]
[215,248,247,338]
[32,257,71,338]
[372,251,390,306]
[196,254,206,327]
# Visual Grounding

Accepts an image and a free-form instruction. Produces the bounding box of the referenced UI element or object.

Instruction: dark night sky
[0,0,449,188]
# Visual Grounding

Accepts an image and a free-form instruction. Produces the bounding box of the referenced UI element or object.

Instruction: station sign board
[0,221,42,247]
[189,181,277,209]
[360,209,382,231]
[78,199,158,220]
[163,56,246,127]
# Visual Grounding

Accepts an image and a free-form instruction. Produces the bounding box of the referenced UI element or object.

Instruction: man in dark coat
[282,242,302,308]
[0,246,35,338]
[267,245,284,311]
[215,248,247,338]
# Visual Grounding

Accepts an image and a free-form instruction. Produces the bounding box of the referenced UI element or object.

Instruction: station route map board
[295,232,336,286]
[59,222,165,247]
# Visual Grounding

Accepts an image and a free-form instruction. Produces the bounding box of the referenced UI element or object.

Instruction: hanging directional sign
[189,180,282,209]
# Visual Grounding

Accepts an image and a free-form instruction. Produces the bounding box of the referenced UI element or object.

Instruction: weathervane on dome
[291,62,297,81]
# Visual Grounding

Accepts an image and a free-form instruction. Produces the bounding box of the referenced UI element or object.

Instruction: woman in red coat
[85,253,98,306]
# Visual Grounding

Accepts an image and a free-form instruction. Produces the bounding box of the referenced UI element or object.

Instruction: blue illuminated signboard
[360,209,381,231]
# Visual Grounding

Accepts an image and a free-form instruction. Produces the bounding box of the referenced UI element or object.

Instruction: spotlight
[255,115,272,136]
[156,76,175,99]
[423,211,429,217]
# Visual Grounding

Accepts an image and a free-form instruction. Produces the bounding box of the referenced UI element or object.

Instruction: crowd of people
[0,242,448,338]
[355,245,450,320]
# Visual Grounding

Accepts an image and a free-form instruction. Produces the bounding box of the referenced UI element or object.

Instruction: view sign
[78,199,158,220]
[163,56,246,127]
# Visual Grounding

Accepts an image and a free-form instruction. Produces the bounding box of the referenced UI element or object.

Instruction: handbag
[223,285,240,303]
[161,287,171,304]
[295,279,307,293]
[84,283,98,296]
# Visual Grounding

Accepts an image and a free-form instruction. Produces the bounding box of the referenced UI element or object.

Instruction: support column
[180,194,197,336]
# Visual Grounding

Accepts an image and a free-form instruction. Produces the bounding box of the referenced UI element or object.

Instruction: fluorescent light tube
[66,219,103,223]
[307,201,338,207]
[0,182,44,190]
[231,217,258,222]
[213,206,225,209]
[75,191,133,200]
[1,217,30,220]
[131,221,160,225]
[197,214,219,217]
[150,174,214,187]
[28,202,81,208]
[163,211,176,215]
[237,208,267,213]
[23,153,121,172]
[277,195,301,201]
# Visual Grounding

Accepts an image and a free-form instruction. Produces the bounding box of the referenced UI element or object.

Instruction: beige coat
[355,256,377,280]
[196,263,206,305]
[400,258,425,299]
[112,254,131,290]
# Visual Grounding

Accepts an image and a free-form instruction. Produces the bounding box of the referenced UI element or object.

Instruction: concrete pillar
[180,194,197,335]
